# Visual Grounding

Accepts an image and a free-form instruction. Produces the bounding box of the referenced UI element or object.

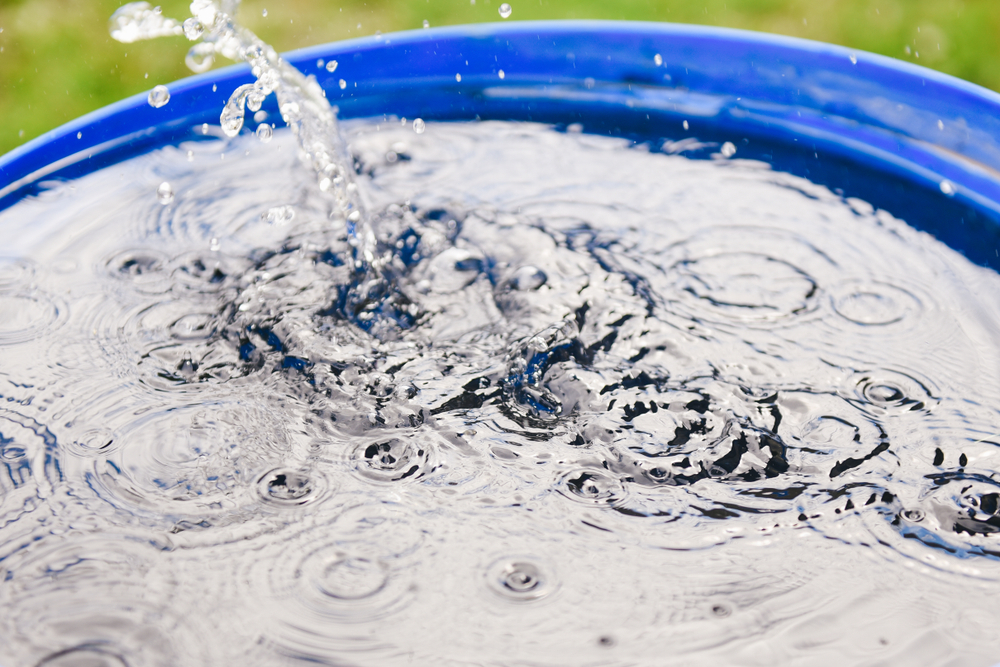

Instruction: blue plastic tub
[3,20,1000,269]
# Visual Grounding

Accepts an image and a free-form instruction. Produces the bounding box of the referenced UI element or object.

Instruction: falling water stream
[1,2,1000,667]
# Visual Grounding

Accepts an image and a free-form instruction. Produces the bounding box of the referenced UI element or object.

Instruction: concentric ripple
[485,557,556,602]
[2,119,1000,665]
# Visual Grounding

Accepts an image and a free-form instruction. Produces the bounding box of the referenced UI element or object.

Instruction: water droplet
[182,17,203,40]
[156,181,174,205]
[938,119,945,130]
[940,180,956,196]
[510,265,547,290]
[262,8,268,17]
[654,53,663,66]
[147,84,170,108]
[683,119,690,130]
[413,118,426,134]
[849,52,857,64]
[339,79,347,89]
[316,59,324,68]
[423,19,430,29]
[326,59,338,73]
[255,123,273,143]
[76,131,82,140]
[455,73,462,82]
[499,3,512,18]
[720,141,737,158]
[498,69,505,79]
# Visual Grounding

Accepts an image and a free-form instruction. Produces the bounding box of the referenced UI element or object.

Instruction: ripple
[485,556,556,603]
[37,647,128,667]
[0,409,60,500]
[0,257,35,290]
[662,226,834,327]
[830,279,923,326]
[557,469,627,507]
[105,248,172,295]
[0,532,212,667]
[168,251,250,294]
[349,434,437,484]
[93,401,283,516]
[845,368,939,418]
[256,467,328,506]
[0,292,63,346]
[66,427,117,458]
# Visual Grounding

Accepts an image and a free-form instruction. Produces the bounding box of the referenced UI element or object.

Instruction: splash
[110,0,370,257]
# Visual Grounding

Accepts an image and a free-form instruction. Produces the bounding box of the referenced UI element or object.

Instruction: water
[2,118,1000,665]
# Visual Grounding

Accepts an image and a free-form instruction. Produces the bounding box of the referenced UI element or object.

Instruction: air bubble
[147,84,170,108]
[499,3,513,18]
[156,181,174,205]
[413,118,426,134]
[255,123,273,143]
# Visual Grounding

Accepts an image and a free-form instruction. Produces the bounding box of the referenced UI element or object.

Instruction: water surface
[1,120,999,666]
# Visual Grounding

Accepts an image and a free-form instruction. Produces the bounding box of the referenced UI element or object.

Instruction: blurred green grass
[1,0,998,157]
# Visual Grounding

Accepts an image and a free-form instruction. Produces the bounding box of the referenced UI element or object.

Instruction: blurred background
[1,0,998,157]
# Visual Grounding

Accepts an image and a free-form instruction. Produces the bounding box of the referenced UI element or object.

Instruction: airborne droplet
[156,181,174,205]
[499,3,513,18]
[720,141,737,158]
[182,17,203,40]
[147,85,170,108]
[413,118,426,134]
[326,60,338,73]
[255,123,273,143]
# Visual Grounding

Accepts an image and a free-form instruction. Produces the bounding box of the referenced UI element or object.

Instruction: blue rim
[3,20,1000,265]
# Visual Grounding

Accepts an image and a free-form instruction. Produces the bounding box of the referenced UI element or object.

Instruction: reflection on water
[1,121,1000,665]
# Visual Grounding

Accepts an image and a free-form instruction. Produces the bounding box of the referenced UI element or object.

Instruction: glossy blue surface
[3,21,1000,266]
